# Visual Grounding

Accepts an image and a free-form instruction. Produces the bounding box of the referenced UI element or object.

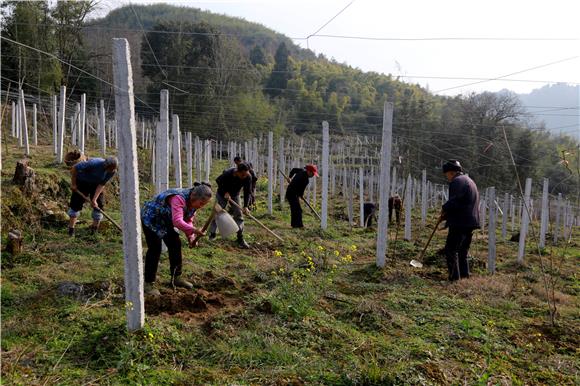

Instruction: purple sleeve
[169,195,195,237]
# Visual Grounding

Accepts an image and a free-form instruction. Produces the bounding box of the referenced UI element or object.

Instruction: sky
[97,0,580,98]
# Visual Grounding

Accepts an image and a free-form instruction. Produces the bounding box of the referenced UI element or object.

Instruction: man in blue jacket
[68,157,118,236]
[441,160,480,281]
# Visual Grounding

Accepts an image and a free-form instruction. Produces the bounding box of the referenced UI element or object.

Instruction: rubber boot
[237,230,249,249]
[208,232,216,241]
[173,275,193,289]
[68,227,75,237]
[144,282,160,297]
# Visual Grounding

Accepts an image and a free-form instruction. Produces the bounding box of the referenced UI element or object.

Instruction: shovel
[226,197,284,242]
[410,216,444,268]
[278,170,321,221]
[188,203,220,248]
[75,190,123,232]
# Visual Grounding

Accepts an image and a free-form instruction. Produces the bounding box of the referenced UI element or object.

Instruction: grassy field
[1,140,578,385]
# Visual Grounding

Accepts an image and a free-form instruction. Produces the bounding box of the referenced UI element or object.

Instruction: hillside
[1,135,579,384]
[517,83,579,138]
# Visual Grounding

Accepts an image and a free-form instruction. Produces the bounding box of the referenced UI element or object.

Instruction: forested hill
[86,4,315,61]
[516,83,580,139]
[1,1,578,194]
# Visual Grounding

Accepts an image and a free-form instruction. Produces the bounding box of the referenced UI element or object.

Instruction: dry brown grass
[448,274,514,299]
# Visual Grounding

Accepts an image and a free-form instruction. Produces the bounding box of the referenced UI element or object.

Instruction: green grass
[1,139,579,385]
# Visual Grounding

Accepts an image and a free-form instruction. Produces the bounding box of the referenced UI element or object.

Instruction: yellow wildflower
[350,244,357,251]
[274,250,283,257]
[317,245,325,251]
[334,250,340,256]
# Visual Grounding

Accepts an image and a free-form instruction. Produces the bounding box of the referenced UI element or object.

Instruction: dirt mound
[145,288,241,321]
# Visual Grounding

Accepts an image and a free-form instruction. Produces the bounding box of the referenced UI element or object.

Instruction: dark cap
[442,159,462,173]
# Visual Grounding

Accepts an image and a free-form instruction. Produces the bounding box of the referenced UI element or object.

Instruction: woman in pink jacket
[141,183,212,296]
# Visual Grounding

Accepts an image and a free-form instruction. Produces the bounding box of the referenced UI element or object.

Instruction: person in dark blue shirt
[68,157,118,236]
[441,160,480,281]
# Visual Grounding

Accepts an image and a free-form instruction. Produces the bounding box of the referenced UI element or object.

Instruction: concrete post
[99,100,106,156]
[52,96,57,154]
[321,122,329,229]
[33,103,37,146]
[404,174,412,240]
[421,169,427,226]
[155,90,170,194]
[553,193,562,243]
[204,140,211,183]
[267,131,273,215]
[186,132,193,186]
[172,114,182,189]
[80,94,86,154]
[376,102,393,267]
[112,38,145,332]
[19,89,30,156]
[56,86,66,163]
[517,178,532,263]
[488,187,496,273]
[539,178,549,248]
[359,167,365,227]
[279,137,285,210]
[11,101,16,137]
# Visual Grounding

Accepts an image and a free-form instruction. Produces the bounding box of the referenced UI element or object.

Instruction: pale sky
[98,0,580,97]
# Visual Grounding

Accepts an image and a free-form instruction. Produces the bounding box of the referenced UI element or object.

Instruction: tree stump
[6,230,23,255]
[13,159,36,192]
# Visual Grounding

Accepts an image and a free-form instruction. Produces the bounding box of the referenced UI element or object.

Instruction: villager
[68,157,117,236]
[141,183,212,296]
[285,164,318,228]
[441,160,480,281]
[208,162,252,248]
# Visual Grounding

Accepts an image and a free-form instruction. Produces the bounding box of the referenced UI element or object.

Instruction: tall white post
[11,101,16,137]
[172,114,182,189]
[404,174,412,240]
[501,192,509,240]
[376,102,393,268]
[80,94,86,154]
[539,178,549,248]
[72,103,79,147]
[204,140,211,183]
[553,193,562,243]
[517,178,532,263]
[16,100,21,146]
[186,132,193,186]
[359,167,365,227]
[488,187,496,273]
[321,122,329,229]
[19,89,30,156]
[279,137,286,210]
[112,38,144,332]
[267,131,274,215]
[421,169,427,226]
[33,103,37,146]
[155,90,170,194]
[56,86,66,163]
[99,100,106,156]
[52,96,57,154]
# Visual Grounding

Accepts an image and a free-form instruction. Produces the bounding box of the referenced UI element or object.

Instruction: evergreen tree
[265,42,290,97]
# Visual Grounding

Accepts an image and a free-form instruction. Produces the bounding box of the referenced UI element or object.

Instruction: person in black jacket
[285,164,318,228]
[208,162,252,248]
[234,156,258,208]
[440,160,480,281]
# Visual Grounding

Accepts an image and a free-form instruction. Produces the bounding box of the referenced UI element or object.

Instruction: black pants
[142,222,182,283]
[286,194,303,228]
[445,227,473,281]
[69,182,104,212]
